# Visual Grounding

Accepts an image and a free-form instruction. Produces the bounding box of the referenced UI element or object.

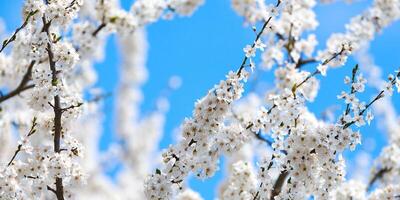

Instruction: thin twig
[367,168,391,191]
[7,117,37,166]
[237,0,281,76]
[65,0,77,9]
[0,10,38,53]
[92,23,106,36]
[345,64,359,116]
[92,0,107,37]
[293,46,346,92]
[253,182,263,200]
[294,69,320,91]
[61,102,83,112]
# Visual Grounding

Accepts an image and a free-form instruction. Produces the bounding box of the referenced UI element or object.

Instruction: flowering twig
[245,104,277,145]
[7,117,37,166]
[343,69,400,129]
[0,61,36,104]
[0,10,38,53]
[61,102,83,112]
[345,64,359,115]
[293,69,320,93]
[237,0,281,76]
[293,46,346,92]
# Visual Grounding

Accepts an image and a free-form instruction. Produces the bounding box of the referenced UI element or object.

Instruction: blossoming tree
[0,0,400,200]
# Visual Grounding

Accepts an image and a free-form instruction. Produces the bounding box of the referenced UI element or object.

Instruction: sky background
[1,0,400,199]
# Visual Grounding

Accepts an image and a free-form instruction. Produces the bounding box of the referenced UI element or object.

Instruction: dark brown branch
[47,185,57,194]
[295,58,317,69]
[270,171,289,200]
[43,16,65,200]
[237,0,281,76]
[92,0,107,37]
[65,0,77,9]
[92,23,107,37]
[0,10,38,53]
[47,43,65,200]
[7,144,22,166]
[321,46,346,66]
[0,61,36,104]
[253,183,262,200]
[367,168,391,191]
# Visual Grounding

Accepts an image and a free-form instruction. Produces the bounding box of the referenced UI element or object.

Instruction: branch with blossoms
[0,10,38,53]
[0,61,35,104]
[43,15,66,200]
[7,117,38,167]
[342,70,400,129]
[237,0,281,75]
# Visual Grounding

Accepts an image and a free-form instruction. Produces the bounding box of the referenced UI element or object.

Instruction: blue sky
[1,0,400,199]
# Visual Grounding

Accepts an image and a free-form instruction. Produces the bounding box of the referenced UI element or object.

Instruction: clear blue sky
[1,0,400,199]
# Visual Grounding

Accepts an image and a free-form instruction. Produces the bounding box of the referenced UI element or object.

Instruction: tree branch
[43,16,65,200]
[367,168,391,191]
[270,171,289,200]
[61,102,83,112]
[295,58,317,69]
[0,10,38,53]
[92,23,106,37]
[0,61,36,104]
